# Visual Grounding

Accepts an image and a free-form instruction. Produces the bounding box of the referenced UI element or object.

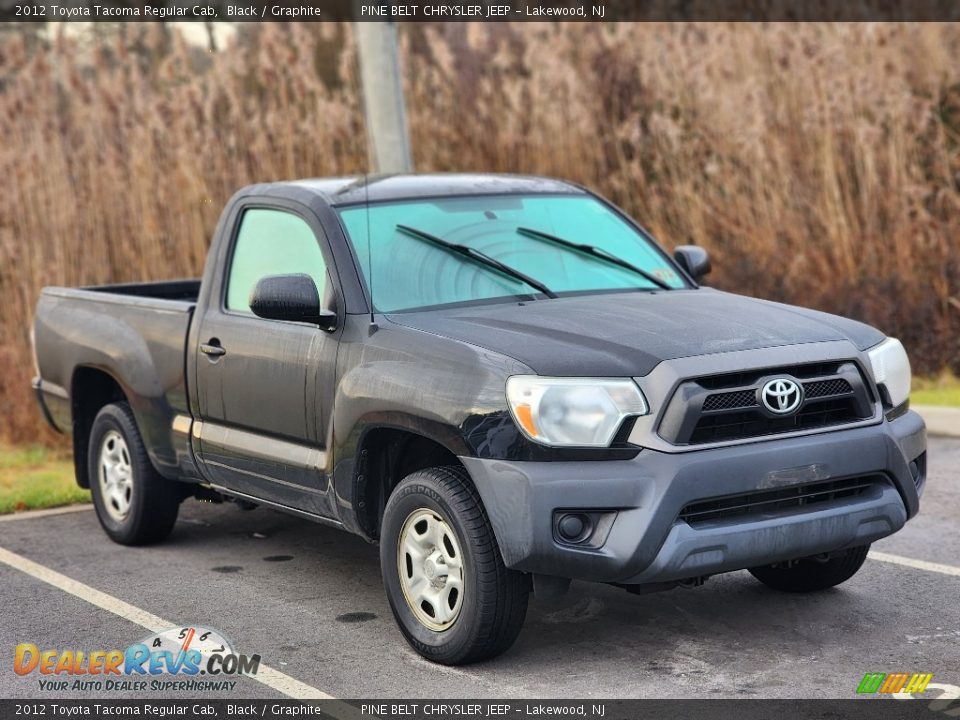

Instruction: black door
[194,205,339,517]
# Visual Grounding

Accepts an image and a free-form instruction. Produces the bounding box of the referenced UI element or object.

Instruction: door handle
[200,340,226,358]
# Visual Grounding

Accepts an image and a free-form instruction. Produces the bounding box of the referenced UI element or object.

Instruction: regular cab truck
[32,174,926,664]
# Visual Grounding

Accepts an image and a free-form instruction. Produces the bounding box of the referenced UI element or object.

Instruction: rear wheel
[749,545,870,593]
[380,466,529,665]
[88,402,181,545]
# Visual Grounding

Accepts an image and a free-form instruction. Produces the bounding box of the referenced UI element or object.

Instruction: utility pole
[353,20,414,174]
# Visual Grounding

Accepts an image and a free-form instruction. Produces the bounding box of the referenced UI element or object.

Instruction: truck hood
[386,288,885,376]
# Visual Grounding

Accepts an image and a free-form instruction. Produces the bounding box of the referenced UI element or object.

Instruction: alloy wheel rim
[397,508,465,631]
[98,430,133,522]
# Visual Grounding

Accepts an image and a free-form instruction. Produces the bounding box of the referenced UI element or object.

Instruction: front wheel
[749,545,870,593]
[380,466,529,665]
[88,402,182,546]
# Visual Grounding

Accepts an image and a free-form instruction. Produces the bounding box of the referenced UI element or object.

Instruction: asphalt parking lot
[1,438,958,700]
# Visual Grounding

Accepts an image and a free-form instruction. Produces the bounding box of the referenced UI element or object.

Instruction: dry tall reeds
[1,22,958,444]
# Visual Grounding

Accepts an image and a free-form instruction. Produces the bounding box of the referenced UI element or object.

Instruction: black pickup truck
[32,174,926,664]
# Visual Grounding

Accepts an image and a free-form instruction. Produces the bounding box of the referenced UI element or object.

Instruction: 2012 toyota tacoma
[32,174,927,665]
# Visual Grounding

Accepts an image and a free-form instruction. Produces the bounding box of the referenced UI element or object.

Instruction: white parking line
[0,546,334,700]
[869,550,960,577]
[0,504,93,522]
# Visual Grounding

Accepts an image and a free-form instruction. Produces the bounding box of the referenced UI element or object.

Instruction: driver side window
[226,209,328,314]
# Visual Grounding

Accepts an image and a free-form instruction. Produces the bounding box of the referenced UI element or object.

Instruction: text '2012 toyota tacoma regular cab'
[33,174,926,664]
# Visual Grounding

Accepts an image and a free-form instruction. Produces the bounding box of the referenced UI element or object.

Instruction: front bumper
[461,410,926,585]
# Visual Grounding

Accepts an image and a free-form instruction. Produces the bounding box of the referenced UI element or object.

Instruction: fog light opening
[556,512,592,544]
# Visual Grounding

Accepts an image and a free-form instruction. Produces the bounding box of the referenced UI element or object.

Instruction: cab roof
[282,173,586,206]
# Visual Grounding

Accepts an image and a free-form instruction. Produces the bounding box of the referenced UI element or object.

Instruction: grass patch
[912,373,960,408]
[0,445,88,514]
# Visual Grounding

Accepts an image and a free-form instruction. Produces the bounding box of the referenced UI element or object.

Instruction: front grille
[804,378,853,399]
[702,390,757,412]
[690,397,860,444]
[701,378,854,415]
[696,362,844,390]
[657,360,875,445]
[678,475,884,526]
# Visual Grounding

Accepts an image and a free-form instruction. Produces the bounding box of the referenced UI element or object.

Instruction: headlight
[505,376,648,447]
[867,337,911,408]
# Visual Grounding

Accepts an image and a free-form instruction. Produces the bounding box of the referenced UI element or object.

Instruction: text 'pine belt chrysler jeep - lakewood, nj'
[32,175,926,665]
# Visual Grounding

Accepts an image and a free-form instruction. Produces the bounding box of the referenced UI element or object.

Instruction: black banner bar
[2,0,960,23]
[0,699,952,720]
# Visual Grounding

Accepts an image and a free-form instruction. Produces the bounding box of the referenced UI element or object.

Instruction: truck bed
[85,279,201,302]
[32,280,200,483]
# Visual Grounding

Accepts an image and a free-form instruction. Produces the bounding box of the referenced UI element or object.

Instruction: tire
[380,466,529,665]
[88,402,181,546]
[748,545,870,593]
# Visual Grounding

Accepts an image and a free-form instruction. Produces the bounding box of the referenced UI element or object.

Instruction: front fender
[329,316,531,533]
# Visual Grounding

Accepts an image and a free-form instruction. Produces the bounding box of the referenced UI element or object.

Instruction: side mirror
[249,274,337,331]
[673,246,712,283]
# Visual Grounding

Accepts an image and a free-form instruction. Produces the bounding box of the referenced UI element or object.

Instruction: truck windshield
[337,194,687,312]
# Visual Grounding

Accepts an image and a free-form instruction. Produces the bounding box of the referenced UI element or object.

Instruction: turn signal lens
[514,403,538,437]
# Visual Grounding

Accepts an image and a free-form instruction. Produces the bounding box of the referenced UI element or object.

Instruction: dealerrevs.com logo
[14,626,260,693]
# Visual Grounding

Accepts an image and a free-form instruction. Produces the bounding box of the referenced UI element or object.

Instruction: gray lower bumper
[461,411,926,585]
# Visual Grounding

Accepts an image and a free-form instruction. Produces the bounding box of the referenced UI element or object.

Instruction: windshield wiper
[396,225,558,299]
[516,227,672,291]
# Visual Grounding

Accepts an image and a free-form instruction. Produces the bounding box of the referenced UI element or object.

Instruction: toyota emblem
[760,378,803,415]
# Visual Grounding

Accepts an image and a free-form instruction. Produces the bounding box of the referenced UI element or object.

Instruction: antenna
[365,174,377,330]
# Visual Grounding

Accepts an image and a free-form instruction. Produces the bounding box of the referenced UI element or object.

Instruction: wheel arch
[70,362,186,488]
[71,366,130,489]
[348,424,473,542]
